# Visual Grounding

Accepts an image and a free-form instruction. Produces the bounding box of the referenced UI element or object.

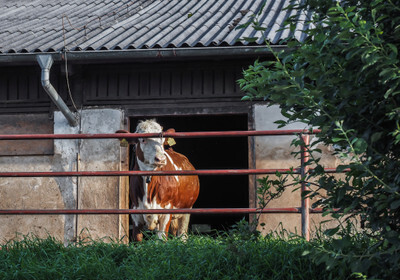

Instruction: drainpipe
[37,55,78,127]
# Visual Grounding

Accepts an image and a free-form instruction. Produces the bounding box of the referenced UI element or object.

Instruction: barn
[0,0,338,243]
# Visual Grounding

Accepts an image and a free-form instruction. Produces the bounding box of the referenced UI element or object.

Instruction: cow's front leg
[132,223,144,242]
[176,214,191,241]
[131,212,145,242]
[157,214,172,240]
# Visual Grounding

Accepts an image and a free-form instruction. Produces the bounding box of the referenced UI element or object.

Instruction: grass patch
[0,233,326,280]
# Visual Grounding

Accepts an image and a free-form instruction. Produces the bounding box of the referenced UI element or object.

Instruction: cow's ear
[116,130,138,144]
[116,129,129,134]
[164,128,176,146]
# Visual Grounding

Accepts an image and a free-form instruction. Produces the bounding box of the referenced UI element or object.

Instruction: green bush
[238,0,400,278]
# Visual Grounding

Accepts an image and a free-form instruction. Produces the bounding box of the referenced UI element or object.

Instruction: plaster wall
[76,109,127,241]
[253,104,341,236]
[0,109,127,244]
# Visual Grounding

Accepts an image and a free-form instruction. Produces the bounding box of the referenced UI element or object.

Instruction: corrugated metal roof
[0,0,310,54]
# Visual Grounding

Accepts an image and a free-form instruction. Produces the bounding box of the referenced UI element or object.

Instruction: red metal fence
[0,129,326,241]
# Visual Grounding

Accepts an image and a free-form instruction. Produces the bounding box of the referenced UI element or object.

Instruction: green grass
[0,233,325,280]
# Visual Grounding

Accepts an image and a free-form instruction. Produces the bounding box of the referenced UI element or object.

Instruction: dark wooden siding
[82,61,244,105]
[0,66,69,114]
[0,59,252,114]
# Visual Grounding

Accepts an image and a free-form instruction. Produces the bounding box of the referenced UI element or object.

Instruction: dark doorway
[129,114,249,233]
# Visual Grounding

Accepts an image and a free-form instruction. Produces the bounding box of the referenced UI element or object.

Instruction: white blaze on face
[136,120,167,170]
[135,120,169,231]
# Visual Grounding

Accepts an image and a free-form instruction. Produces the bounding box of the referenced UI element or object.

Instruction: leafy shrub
[238,0,400,278]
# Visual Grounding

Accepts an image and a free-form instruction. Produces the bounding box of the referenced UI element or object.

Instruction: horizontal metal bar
[0,169,298,177]
[0,167,350,177]
[0,208,337,215]
[0,129,321,140]
[0,208,305,215]
[324,168,351,173]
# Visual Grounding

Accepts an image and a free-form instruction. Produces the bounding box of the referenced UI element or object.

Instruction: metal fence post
[301,134,310,241]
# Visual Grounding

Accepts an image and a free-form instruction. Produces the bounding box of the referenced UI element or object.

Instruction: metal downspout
[36,55,78,127]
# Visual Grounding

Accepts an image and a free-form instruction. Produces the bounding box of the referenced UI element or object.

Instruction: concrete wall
[253,104,341,236]
[0,109,128,244]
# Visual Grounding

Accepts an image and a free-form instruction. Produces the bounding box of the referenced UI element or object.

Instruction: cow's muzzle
[154,155,167,167]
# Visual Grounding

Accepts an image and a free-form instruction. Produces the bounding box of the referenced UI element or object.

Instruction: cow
[117,119,200,241]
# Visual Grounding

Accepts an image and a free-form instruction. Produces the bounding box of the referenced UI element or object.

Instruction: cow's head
[117,119,175,171]
[134,119,167,171]
[146,214,158,231]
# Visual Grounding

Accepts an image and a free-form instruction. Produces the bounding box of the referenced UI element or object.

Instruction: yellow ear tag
[120,138,129,147]
[167,138,176,146]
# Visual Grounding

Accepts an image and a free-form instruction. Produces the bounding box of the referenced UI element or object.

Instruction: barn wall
[253,104,341,236]
[76,109,127,241]
[0,109,128,244]
[0,58,347,239]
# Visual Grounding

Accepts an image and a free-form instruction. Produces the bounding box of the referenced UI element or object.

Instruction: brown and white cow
[117,119,200,241]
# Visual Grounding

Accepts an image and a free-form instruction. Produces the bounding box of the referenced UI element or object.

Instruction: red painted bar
[0,208,339,215]
[324,167,350,173]
[0,167,349,177]
[0,168,348,178]
[0,129,321,140]
[310,208,341,213]
[0,208,302,215]
[0,168,299,177]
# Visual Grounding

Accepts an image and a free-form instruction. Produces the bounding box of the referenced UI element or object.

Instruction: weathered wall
[0,109,128,244]
[76,109,127,241]
[253,104,341,236]
[1,103,345,241]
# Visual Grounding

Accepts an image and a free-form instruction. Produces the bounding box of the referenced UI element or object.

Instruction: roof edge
[0,46,286,65]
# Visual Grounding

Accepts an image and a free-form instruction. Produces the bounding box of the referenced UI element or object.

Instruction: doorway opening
[129,114,249,234]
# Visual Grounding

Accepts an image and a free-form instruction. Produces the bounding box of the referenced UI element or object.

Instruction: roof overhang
[0,46,286,66]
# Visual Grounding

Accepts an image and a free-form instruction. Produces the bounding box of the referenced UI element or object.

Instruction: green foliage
[0,233,328,280]
[239,0,400,279]
[306,220,386,280]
